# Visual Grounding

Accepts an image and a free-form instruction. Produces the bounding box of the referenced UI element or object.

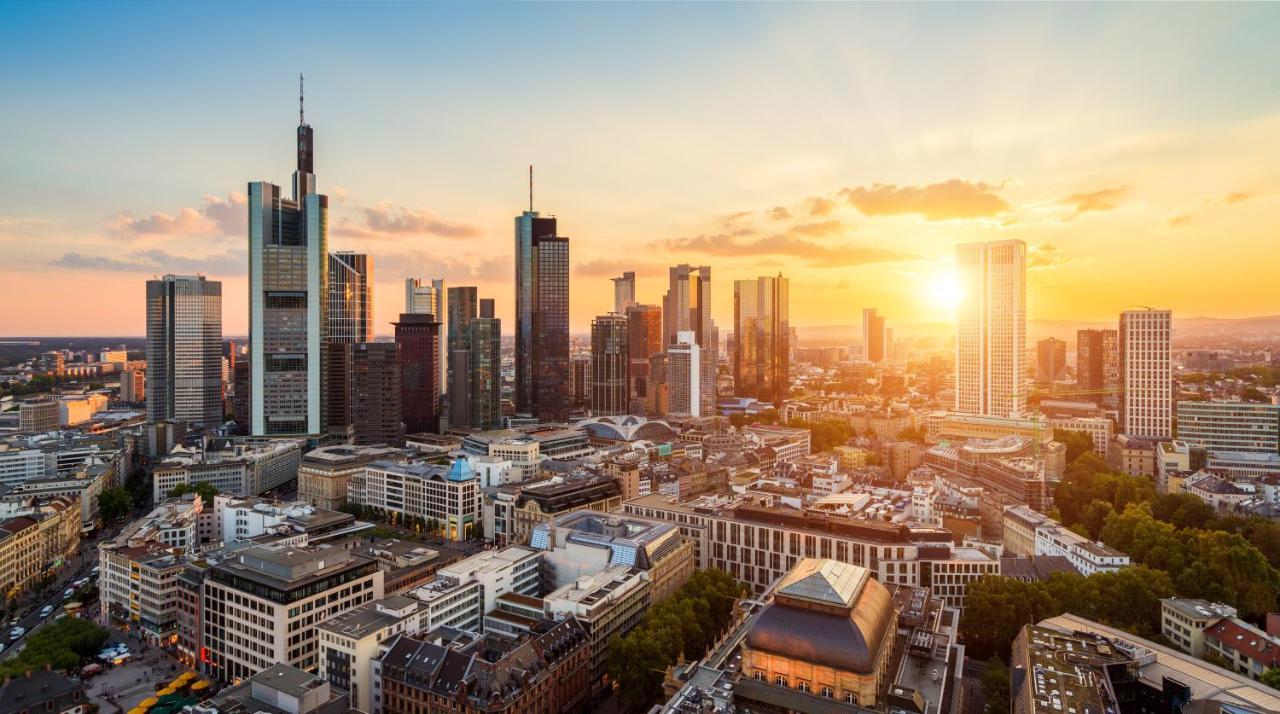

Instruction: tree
[1241,387,1269,403]
[959,576,1058,660]
[98,487,132,524]
[1260,668,1280,691]
[1149,493,1215,530]
[169,481,219,507]
[0,617,108,677]
[1054,428,1096,464]
[895,425,928,444]
[982,657,1010,714]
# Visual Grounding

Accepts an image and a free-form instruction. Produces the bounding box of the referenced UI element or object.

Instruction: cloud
[575,259,666,278]
[1224,191,1254,205]
[788,220,844,237]
[334,202,480,239]
[659,229,912,268]
[380,250,508,282]
[51,248,245,274]
[767,206,791,221]
[1028,243,1065,268]
[839,179,1011,221]
[1168,190,1261,228]
[110,192,246,239]
[806,197,835,216]
[1057,186,1129,217]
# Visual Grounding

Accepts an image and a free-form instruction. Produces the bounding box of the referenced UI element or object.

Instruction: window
[775,675,788,687]
[797,681,810,694]
[821,686,833,698]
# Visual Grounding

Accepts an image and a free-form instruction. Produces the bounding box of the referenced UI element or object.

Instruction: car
[10,627,25,641]
[62,588,74,600]
[39,606,53,618]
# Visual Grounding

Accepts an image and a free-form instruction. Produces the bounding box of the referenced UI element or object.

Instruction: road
[1,532,101,659]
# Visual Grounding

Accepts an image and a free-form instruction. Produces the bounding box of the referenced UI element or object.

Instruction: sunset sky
[2,3,1278,338]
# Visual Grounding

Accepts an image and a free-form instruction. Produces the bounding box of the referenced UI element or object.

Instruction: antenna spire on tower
[299,73,305,126]
[529,165,533,213]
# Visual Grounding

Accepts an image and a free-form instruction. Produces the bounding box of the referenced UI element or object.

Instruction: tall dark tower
[514,169,570,422]
[294,74,315,200]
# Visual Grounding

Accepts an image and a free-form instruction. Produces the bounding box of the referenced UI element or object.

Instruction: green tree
[0,617,108,677]
[1053,428,1096,464]
[982,657,1010,714]
[169,481,219,507]
[959,576,1058,660]
[98,487,132,524]
[1260,668,1280,691]
[1150,493,1215,530]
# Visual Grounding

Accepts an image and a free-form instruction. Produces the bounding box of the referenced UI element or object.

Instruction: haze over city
[3,3,1280,337]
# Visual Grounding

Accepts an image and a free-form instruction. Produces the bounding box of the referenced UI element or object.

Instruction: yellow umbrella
[128,709,147,714]
[156,687,176,696]
[190,680,210,691]
[138,697,159,708]
[175,671,196,683]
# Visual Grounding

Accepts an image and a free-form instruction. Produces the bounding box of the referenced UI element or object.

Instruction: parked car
[62,588,74,600]
[10,627,25,641]
[39,605,53,618]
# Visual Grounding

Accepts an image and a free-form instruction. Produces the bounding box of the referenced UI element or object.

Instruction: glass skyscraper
[955,239,1026,418]
[145,274,223,427]
[734,274,789,407]
[514,210,569,422]
[328,252,373,344]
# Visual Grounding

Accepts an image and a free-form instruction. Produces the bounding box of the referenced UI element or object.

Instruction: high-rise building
[248,94,328,436]
[1120,309,1173,438]
[663,265,716,416]
[1176,401,1280,455]
[404,278,447,406]
[862,308,886,363]
[349,342,402,446]
[327,252,373,344]
[447,286,479,427]
[647,353,669,416]
[667,331,701,417]
[591,314,629,416]
[326,343,353,440]
[468,299,502,430]
[1076,328,1119,397]
[570,355,591,409]
[394,314,441,434]
[955,240,1026,418]
[120,369,145,403]
[612,271,636,314]
[146,274,223,428]
[733,275,790,406]
[1036,337,1067,384]
[626,304,663,411]
[514,204,570,422]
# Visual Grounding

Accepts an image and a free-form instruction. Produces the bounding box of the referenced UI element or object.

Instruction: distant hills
[796,315,1280,346]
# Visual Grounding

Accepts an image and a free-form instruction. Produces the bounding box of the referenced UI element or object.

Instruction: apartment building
[544,564,651,702]
[1160,597,1237,658]
[297,444,408,510]
[317,595,426,713]
[1034,524,1130,576]
[349,459,480,541]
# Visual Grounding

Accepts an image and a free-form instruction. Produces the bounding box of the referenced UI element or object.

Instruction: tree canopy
[0,617,108,677]
[169,481,219,507]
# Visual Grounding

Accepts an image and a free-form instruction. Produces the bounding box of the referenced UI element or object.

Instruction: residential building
[146,274,224,428]
[862,308,886,364]
[663,265,717,416]
[0,516,42,603]
[316,595,426,713]
[955,239,1026,418]
[544,564,650,701]
[590,313,629,416]
[733,274,789,407]
[394,313,441,434]
[1161,597,1237,658]
[1204,617,1280,682]
[247,105,328,437]
[514,207,570,422]
[743,559,897,707]
[0,671,87,714]
[1120,308,1173,438]
[120,369,146,403]
[666,331,701,417]
[298,444,408,510]
[199,544,383,683]
[1034,523,1130,576]
[327,251,373,344]
[349,459,481,540]
[1076,328,1119,398]
[1036,337,1066,384]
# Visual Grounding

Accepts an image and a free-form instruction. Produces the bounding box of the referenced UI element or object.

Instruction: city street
[0,534,99,661]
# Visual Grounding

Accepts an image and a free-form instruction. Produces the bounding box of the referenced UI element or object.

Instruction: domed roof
[747,559,895,674]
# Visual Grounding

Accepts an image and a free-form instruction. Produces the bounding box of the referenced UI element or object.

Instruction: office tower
[328,252,373,344]
[1176,401,1280,454]
[647,353,669,416]
[591,314,629,416]
[468,299,502,430]
[1036,337,1067,384]
[733,275,790,406]
[862,308,886,363]
[232,360,250,434]
[222,340,237,377]
[247,91,328,436]
[1076,328,1119,396]
[394,314,441,434]
[612,272,636,314]
[325,343,352,439]
[514,199,570,422]
[570,356,591,408]
[954,239,1026,418]
[349,342,403,446]
[663,265,717,416]
[626,304,663,410]
[404,278,447,406]
[667,331,701,417]
[146,274,223,428]
[446,286,478,427]
[1120,309,1173,438]
[120,369,145,403]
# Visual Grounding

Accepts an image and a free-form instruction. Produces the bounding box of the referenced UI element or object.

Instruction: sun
[923,268,963,317]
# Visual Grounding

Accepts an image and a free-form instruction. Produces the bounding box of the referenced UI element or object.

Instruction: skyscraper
[591,314,630,416]
[862,308,886,363]
[733,275,789,406]
[1036,337,1067,384]
[667,331,701,418]
[248,88,328,436]
[663,265,717,416]
[612,272,636,314]
[446,286,478,427]
[626,304,663,411]
[1076,328,1119,397]
[1120,309,1172,438]
[349,342,403,446]
[404,277,447,407]
[394,313,441,434]
[514,199,570,423]
[955,239,1026,418]
[328,252,373,344]
[468,299,502,430]
[145,274,223,427]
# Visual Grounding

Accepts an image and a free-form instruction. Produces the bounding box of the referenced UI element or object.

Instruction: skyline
[3,3,1280,336]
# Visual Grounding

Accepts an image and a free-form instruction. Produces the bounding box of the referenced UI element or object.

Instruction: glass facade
[145,275,223,427]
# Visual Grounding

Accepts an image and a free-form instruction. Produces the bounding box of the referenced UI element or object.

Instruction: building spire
[299,73,305,126]
[528,164,533,212]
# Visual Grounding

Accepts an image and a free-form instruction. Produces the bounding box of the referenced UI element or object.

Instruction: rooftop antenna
[299,73,304,126]
[529,164,533,212]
